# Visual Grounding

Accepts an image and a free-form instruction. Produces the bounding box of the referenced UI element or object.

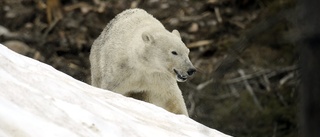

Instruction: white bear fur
[90,8,195,116]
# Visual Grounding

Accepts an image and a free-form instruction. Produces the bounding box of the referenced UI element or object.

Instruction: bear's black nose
[187,68,196,76]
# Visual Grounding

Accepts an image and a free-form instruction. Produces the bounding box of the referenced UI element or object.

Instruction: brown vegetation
[0,0,298,136]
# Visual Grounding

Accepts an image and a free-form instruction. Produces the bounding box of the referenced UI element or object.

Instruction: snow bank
[0,43,231,137]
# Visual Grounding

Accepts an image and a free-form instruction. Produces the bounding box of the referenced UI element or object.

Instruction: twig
[229,84,240,98]
[43,19,59,39]
[273,122,278,137]
[276,91,288,106]
[224,65,297,84]
[225,69,271,84]
[0,32,37,43]
[238,69,263,111]
[214,93,234,100]
[263,74,271,92]
[179,12,211,22]
[39,19,60,46]
[214,7,223,23]
[197,79,213,91]
[182,82,198,116]
[265,65,297,78]
[198,93,233,100]
[188,91,196,116]
[187,40,213,49]
[279,72,295,86]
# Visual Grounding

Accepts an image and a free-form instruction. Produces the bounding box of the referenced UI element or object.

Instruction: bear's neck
[131,69,177,89]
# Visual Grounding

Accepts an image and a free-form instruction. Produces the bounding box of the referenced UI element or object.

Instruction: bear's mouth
[174,69,187,82]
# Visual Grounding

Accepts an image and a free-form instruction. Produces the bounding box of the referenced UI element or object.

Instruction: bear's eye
[171,51,178,55]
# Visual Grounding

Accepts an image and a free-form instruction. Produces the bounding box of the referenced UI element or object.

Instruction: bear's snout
[187,68,196,76]
[174,67,196,82]
[174,69,187,81]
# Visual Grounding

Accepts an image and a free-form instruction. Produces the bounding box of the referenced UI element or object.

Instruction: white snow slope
[0,43,231,137]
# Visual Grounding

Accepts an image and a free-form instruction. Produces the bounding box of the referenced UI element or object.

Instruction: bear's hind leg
[124,91,150,102]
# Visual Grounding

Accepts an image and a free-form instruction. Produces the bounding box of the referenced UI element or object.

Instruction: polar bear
[90,8,196,116]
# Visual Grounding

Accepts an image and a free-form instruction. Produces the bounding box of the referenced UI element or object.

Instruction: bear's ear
[142,32,155,44]
[172,29,181,38]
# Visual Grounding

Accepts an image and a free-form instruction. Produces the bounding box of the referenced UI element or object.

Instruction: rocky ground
[0,0,298,136]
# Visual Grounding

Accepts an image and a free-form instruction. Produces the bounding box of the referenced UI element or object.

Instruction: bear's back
[91,9,165,58]
[104,9,164,45]
[90,8,166,87]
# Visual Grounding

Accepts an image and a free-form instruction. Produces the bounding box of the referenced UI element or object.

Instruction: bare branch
[238,69,263,111]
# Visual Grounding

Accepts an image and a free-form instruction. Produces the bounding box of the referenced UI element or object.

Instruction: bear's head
[141,29,196,82]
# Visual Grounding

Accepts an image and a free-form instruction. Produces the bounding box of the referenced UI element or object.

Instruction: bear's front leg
[164,96,189,116]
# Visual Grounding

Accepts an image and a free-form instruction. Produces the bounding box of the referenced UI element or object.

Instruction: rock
[188,22,199,32]
[3,40,34,56]
[0,25,10,36]
[0,43,231,137]
[2,40,45,62]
